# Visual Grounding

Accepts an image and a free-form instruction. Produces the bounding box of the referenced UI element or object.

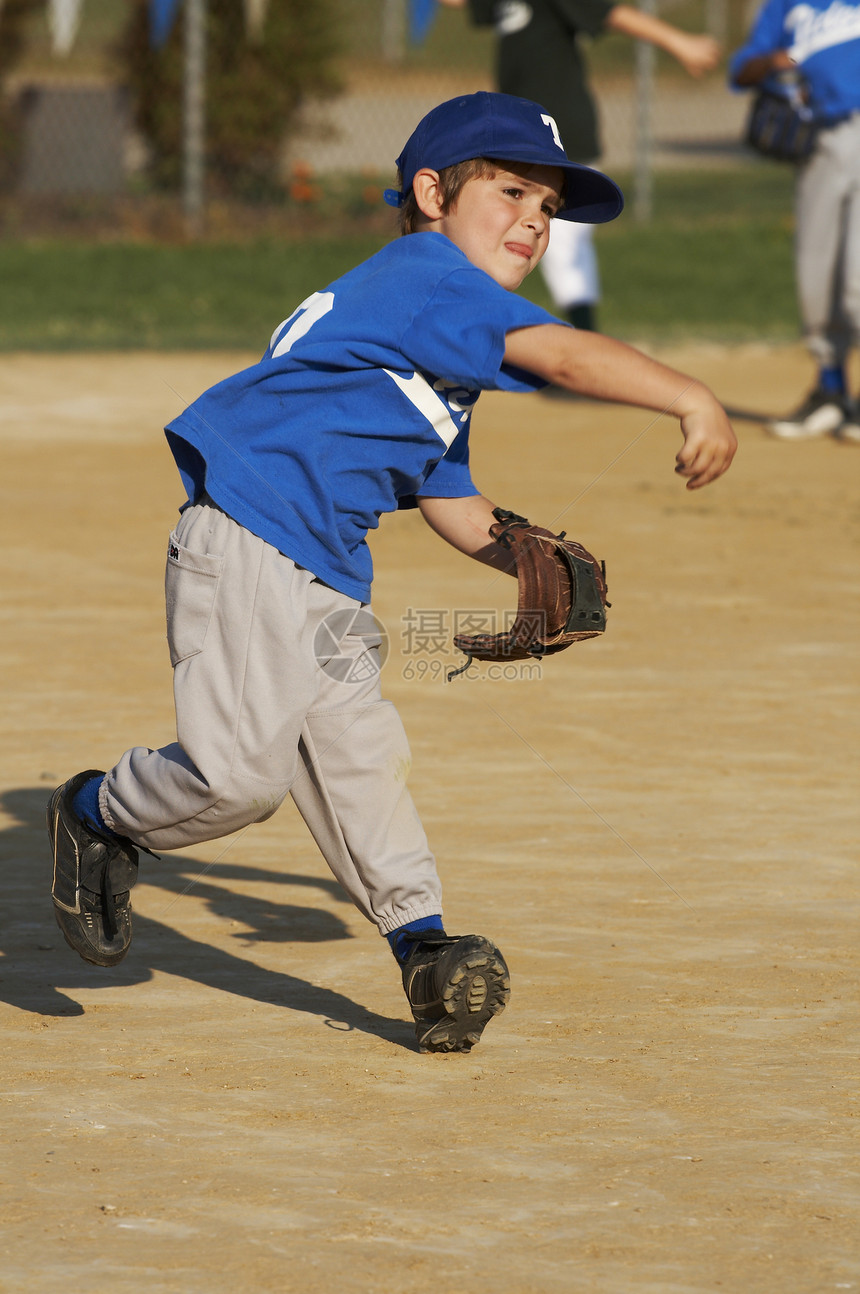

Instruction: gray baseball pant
[795,112,860,370]
[99,496,443,935]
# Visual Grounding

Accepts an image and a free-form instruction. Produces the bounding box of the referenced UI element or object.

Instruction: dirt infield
[1,347,858,1293]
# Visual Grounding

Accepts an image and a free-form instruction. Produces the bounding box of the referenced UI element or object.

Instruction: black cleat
[399,931,510,1054]
[48,770,139,967]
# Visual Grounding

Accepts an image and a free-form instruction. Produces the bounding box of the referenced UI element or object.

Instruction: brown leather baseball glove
[449,508,609,679]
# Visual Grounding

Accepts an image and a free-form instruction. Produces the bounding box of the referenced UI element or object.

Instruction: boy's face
[436,163,564,290]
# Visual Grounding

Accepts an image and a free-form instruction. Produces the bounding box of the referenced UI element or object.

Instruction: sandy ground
[1,346,858,1293]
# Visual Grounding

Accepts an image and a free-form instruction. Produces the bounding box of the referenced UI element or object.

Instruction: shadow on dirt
[0,785,412,1048]
[721,404,773,424]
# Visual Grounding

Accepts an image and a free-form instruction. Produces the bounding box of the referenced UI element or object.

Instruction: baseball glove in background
[449,508,609,679]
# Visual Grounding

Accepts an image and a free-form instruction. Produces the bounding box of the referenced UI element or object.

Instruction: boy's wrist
[670,379,719,421]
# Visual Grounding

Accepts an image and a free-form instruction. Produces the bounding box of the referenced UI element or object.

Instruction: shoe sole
[416,942,511,1054]
[53,906,130,967]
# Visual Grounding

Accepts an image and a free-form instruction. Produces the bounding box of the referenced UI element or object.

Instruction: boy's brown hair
[397,157,499,235]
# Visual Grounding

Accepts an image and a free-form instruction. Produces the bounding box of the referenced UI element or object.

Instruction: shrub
[117,0,341,198]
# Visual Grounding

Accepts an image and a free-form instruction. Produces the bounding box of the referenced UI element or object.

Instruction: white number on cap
[541,113,563,151]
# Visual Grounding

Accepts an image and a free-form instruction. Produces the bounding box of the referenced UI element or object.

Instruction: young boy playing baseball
[48,92,736,1054]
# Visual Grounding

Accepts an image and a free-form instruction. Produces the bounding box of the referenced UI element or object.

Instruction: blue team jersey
[729,0,860,122]
[165,232,562,602]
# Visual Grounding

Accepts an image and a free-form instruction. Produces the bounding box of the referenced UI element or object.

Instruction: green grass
[0,235,387,351]
[0,165,800,351]
[597,221,797,342]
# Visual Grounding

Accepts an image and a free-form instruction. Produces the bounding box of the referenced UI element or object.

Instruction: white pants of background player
[98,496,443,936]
[538,218,600,311]
[796,113,860,370]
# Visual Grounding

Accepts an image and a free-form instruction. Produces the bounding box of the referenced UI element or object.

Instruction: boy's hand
[675,402,738,489]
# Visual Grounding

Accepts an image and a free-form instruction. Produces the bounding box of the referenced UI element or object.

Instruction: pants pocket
[165,530,224,666]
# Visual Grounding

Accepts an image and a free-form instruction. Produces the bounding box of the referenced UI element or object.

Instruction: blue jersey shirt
[165,232,562,603]
[729,0,860,122]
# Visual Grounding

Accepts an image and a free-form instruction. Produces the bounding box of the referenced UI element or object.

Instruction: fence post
[705,0,728,44]
[382,0,406,62]
[633,0,656,223]
[183,0,206,235]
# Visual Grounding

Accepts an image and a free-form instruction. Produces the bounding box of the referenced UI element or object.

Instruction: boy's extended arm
[505,324,737,489]
[417,494,518,572]
[605,5,720,76]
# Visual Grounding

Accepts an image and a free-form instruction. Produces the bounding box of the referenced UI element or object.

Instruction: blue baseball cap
[384,91,624,224]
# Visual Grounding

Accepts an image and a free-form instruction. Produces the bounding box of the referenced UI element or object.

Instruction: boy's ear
[411,168,445,222]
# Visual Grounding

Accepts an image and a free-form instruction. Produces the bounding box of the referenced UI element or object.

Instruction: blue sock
[819,366,846,395]
[72,775,117,838]
[387,915,444,962]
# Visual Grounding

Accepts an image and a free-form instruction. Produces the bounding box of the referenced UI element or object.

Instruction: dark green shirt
[469,0,615,161]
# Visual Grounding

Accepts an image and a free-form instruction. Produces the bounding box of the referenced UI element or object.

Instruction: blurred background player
[730,0,860,442]
[440,0,721,331]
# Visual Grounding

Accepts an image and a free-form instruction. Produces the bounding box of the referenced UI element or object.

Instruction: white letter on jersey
[270,291,335,358]
[433,378,477,424]
[541,113,564,152]
[384,369,462,449]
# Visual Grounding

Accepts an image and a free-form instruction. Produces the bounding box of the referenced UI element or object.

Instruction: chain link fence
[0,0,756,239]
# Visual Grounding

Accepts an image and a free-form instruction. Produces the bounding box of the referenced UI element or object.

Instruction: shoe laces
[100,863,120,942]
